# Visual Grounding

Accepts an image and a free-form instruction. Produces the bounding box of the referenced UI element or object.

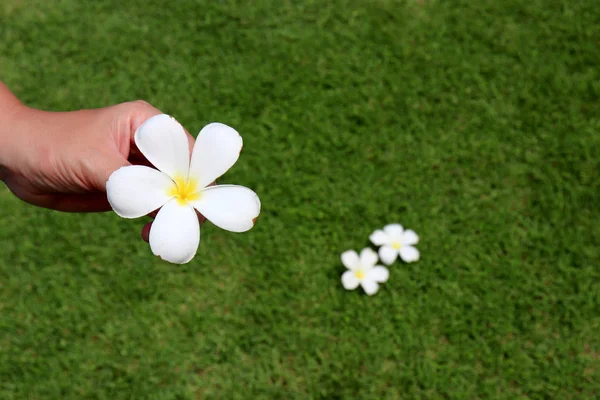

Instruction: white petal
[384,224,404,240]
[399,246,420,263]
[189,185,260,233]
[360,279,380,296]
[401,229,419,245]
[366,266,389,283]
[149,199,200,264]
[189,123,243,189]
[106,166,173,218]
[369,230,390,246]
[341,270,360,290]
[378,245,398,265]
[360,248,378,268]
[341,250,360,270]
[134,114,191,180]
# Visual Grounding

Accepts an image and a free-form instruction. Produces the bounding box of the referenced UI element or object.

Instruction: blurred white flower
[341,248,389,295]
[107,114,260,264]
[370,224,419,265]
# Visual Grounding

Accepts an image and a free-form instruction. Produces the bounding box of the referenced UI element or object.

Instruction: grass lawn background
[1,0,599,398]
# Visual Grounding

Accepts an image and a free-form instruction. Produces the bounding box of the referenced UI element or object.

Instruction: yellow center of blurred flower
[168,177,201,205]
[392,241,402,250]
[354,270,365,280]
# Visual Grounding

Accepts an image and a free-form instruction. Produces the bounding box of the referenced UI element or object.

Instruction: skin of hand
[0,89,201,242]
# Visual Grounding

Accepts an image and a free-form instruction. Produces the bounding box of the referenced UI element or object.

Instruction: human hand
[0,99,199,241]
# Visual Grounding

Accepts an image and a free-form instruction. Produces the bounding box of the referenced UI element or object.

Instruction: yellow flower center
[392,241,402,250]
[354,270,365,280]
[168,176,201,205]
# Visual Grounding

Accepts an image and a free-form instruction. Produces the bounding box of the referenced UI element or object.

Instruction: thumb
[90,150,130,192]
[96,101,196,191]
[85,100,160,192]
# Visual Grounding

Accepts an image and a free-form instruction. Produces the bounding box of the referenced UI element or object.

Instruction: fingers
[25,192,113,213]
[141,221,152,242]
[52,193,113,212]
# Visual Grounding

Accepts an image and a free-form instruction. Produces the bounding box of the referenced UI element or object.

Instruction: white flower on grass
[341,248,389,295]
[106,114,260,264]
[370,224,419,265]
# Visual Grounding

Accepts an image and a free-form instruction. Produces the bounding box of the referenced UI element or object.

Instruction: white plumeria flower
[370,224,419,265]
[341,248,389,296]
[106,114,260,264]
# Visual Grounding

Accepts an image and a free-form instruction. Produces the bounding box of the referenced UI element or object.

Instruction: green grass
[1,0,599,398]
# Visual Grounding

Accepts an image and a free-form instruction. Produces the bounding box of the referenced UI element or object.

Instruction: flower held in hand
[341,248,389,295]
[107,114,260,264]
